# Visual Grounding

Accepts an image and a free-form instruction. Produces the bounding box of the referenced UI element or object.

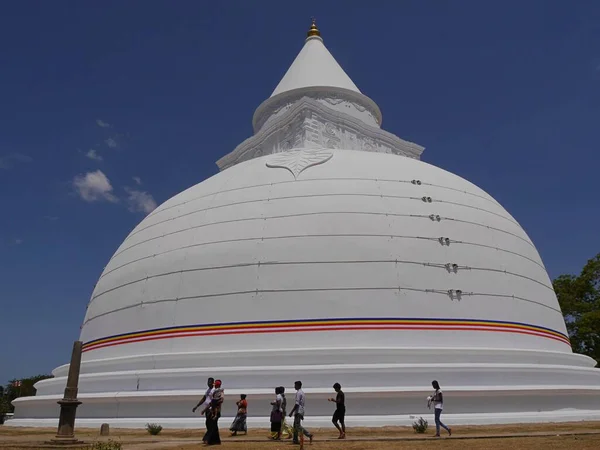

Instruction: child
[202,379,224,419]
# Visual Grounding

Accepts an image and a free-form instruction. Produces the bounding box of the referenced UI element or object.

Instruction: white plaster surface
[80,150,570,353]
[271,36,360,97]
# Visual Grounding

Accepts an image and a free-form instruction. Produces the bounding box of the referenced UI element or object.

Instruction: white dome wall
[80,150,568,357]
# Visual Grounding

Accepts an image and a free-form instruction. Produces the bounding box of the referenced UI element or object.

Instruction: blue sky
[1,0,599,383]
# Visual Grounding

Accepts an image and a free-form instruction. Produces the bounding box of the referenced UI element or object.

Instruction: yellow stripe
[83,319,569,349]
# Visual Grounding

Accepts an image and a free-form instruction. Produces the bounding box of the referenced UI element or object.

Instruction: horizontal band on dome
[113,210,533,264]
[143,177,502,225]
[128,191,519,242]
[101,234,544,285]
[82,318,571,352]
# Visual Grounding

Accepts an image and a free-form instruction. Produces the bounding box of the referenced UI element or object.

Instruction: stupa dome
[13,21,600,428]
[81,152,568,356]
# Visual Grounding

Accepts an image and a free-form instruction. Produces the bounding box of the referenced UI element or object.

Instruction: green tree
[1,374,54,414]
[0,386,10,423]
[553,253,600,364]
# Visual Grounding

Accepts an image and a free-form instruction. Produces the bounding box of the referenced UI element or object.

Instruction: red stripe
[83,321,566,348]
[82,324,569,352]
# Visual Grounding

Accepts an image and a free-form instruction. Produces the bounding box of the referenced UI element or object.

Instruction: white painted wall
[80,150,568,358]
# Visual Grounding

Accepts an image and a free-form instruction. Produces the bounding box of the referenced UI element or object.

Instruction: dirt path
[1,422,600,449]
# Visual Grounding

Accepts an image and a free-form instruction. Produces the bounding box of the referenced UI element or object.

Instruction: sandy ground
[1,422,600,449]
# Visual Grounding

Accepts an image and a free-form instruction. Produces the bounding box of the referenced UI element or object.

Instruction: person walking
[289,380,313,445]
[270,387,283,440]
[192,377,215,444]
[279,386,293,439]
[204,379,224,445]
[427,380,452,437]
[328,382,345,439]
[229,394,247,436]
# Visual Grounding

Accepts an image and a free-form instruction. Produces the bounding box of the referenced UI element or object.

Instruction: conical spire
[270,19,361,97]
[218,20,424,171]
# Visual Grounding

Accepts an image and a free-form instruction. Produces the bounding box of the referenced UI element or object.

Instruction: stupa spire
[307,17,321,38]
[217,20,424,171]
[270,19,361,97]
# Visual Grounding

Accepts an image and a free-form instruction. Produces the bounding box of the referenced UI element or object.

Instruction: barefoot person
[328,382,346,439]
[270,387,283,440]
[279,386,293,439]
[199,379,224,445]
[427,380,452,437]
[230,394,247,436]
[289,380,313,445]
[192,377,215,444]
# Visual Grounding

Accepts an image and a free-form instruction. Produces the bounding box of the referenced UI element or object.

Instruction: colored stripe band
[82,318,571,352]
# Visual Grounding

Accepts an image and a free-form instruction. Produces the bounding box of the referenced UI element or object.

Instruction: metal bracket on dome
[438,237,451,246]
[445,263,459,273]
[447,289,463,301]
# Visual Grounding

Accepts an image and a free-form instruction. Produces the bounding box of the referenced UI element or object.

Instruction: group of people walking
[192,377,450,445]
[268,380,346,443]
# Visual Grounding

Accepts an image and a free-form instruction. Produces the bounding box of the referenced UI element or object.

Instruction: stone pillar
[100,423,110,436]
[51,341,83,445]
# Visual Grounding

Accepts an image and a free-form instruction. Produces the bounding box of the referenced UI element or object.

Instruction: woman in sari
[269,387,283,440]
[279,386,293,439]
[229,394,248,435]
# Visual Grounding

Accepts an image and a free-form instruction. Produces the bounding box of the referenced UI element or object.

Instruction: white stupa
[13,21,600,428]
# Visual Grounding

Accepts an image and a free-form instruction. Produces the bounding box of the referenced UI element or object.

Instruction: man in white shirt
[427,380,451,437]
[192,377,215,444]
[193,377,215,413]
[288,380,313,444]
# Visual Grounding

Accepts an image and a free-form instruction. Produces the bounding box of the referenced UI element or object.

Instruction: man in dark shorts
[328,382,346,439]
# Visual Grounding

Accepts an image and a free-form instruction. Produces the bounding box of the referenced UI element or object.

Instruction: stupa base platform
[12,347,600,428]
[11,387,600,428]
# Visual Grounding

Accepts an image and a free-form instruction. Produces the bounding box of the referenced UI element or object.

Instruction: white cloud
[132,176,142,185]
[125,187,157,214]
[96,119,111,128]
[73,170,118,203]
[105,138,117,148]
[0,153,32,169]
[85,149,103,161]
[14,238,23,245]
